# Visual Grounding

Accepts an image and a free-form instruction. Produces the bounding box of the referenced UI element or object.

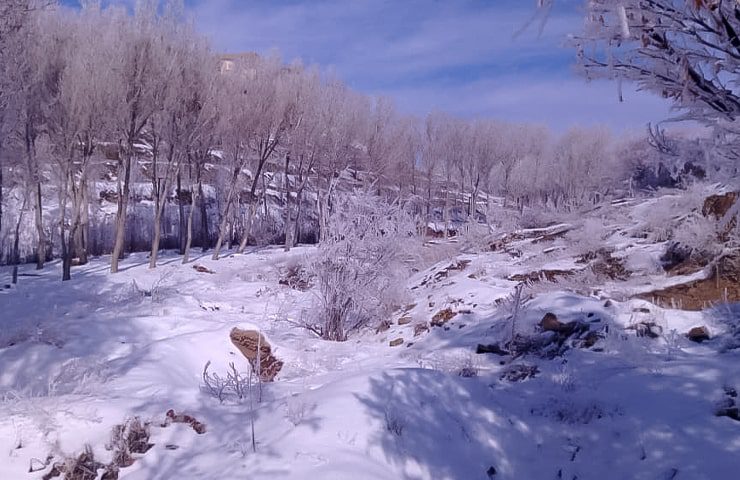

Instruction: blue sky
[65,0,673,132]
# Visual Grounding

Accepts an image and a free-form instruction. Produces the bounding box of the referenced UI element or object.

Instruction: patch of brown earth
[578,249,630,280]
[703,192,738,219]
[636,260,740,311]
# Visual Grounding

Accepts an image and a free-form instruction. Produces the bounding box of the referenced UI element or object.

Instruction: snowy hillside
[1,191,739,480]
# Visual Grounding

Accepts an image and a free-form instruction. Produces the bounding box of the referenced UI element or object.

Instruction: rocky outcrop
[687,326,710,343]
[229,328,283,382]
[413,322,430,337]
[702,192,738,219]
[431,308,456,327]
[539,312,562,332]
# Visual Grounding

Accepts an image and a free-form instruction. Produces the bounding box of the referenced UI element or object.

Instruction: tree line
[2,0,726,282]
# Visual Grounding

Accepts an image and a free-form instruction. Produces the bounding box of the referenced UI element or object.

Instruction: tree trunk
[33,180,44,269]
[24,122,45,270]
[293,191,303,245]
[59,164,72,281]
[212,160,241,260]
[236,142,277,254]
[110,144,133,273]
[199,177,209,251]
[79,179,90,264]
[149,199,165,269]
[149,145,176,269]
[443,182,450,239]
[183,155,203,264]
[177,168,186,255]
[283,154,292,252]
[183,179,199,264]
[11,197,27,284]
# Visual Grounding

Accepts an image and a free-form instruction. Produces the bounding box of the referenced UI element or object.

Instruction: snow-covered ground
[1,200,740,479]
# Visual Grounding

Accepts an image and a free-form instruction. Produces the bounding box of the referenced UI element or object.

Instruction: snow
[1,196,740,479]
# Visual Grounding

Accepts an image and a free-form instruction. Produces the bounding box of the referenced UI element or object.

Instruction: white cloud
[186,0,672,130]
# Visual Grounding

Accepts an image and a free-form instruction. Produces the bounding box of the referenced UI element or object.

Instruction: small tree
[308,190,416,341]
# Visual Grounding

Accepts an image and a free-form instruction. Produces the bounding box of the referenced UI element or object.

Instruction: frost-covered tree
[108,1,182,273]
[308,190,416,341]
[573,1,740,159]
[147,13,212,269]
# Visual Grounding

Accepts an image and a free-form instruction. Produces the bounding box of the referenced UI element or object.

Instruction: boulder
[702,192,738,219]
[431,308,456,327]
[413,322,430,337]
[475,343,509,356]
[626,321,662,339]
[389,338,404,347]
[229,328,283,382]
[398,316,412,326]
[687,326,711,343]
[375,320,391,334]
[580,331,602,348]
[539,312,562,332]
[193,264,215,274]
[500,364,539,382]
[660,242,694,272]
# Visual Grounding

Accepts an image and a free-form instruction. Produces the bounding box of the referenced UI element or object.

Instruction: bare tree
[147,15,212,269]
[108,1,179,273]
[573,1,740,146]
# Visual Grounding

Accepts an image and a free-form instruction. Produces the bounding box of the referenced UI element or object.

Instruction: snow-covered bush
[306,191,417,341]
[672,215,724,260]
[567,218,610,256]
[285,395,314,427]
[711,303,740,352]
[518,205,565,230]
[458,222,493,253]
[624,249,663,275]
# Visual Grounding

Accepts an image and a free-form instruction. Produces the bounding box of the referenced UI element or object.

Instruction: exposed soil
[636,258,740,311]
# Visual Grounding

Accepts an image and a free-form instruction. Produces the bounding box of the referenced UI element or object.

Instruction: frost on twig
[201,361,250,404]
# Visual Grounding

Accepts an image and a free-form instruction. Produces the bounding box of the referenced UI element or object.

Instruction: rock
[389,338,404,347]
[164,409,206,434]
[603,300,613,308]
[431,308,456,327]
[375,320,391,333]
[486,466,497,478]
[413,322,430,337]
[580,331,601,348]
[687,326,710,343]
[558,320,589,337]
[229,328,283,382]
[193,264,215,274]
[633,307,651,314]
[476,344,509,355]
[660,242,694,272]
[500,364,539,382]
[398,316,412,326]
[702,191,738,219]
[626,321,662,339]
[539,312,562,332]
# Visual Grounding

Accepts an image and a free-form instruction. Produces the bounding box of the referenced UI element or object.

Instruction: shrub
[307,191,417,341]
